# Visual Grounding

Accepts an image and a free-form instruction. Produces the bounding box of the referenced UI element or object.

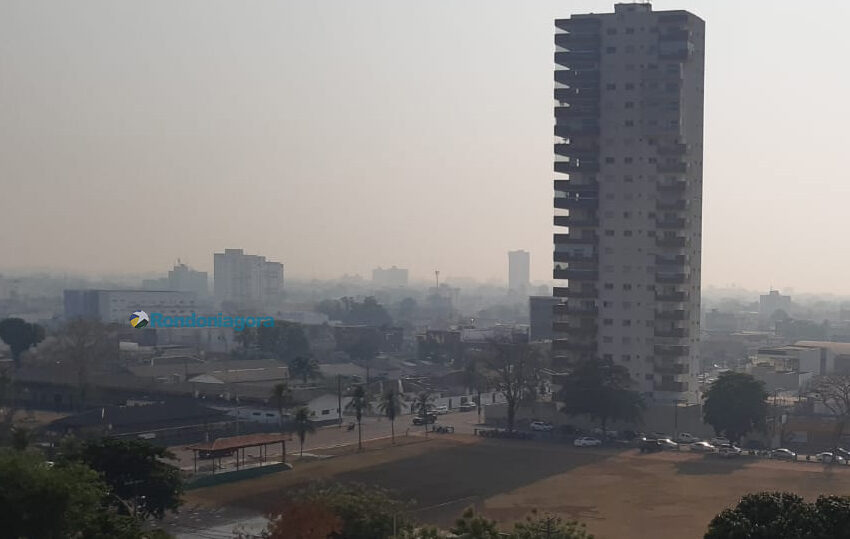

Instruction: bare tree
[809,375,850,453]
[484,341,541,432]
[43,319,115,410]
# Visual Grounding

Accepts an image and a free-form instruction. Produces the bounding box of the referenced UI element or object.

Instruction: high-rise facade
[552,3,704,402]
[508,250,530,294]
[214,249,284,306]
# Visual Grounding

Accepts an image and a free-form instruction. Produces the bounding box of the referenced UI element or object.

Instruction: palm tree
[413,390,434,434]
[345,385,370,451]
[377,388,404,444]
[289,356,320,384]
[270,382,293,429]
[292,407,316,457]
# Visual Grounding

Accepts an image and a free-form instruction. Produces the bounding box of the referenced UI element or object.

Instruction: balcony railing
[556,269,598,281]
[555,17,602,32]
[654,362,690,376]
[555,161,600,174]
[655,236,686,248]
[554,51,601,67]
[655,310,687,321]
[554,88,599,103]
[554,197,599,210]
[554,179,599,192]
[655,272,687,284]
[554,216,599,228]
[657,142,687,156]
[554,124,600,138]
[554,32,601,48]
[655,254,686,266]
[657,161,688,174]
[656,180,687,193]
[656,199,687,211]
[553,252,598,263]
[654,328,688,339]
[554,233,598,245]
[654,344,690,357]
[655,218,686,229]
[553,288,598,300]
[655,292,689,302]
[552,323,599,335]
[559,305,599,316]
[554,143,600,157]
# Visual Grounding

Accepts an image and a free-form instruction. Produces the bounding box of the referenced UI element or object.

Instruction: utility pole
[338,375,343,428]
[435,270,440,290]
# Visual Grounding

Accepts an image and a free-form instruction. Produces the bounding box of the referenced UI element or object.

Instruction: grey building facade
[552,3,705,402]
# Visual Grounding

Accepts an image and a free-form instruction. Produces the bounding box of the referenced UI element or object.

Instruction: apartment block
[552,3,704,402]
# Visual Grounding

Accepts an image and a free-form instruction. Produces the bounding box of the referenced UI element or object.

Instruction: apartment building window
[624,120,634,127]
[624,175,634,183]
[603,354,613,361]
[603,318,613,326]
[623,284,632,291]
[603,301,612,307]
[622,354,632,362]
[605,229,615,236]
[625,27,635,35]
[605,157,615,163]
[625,82,635,90]
[624,230,633,237]
[606,28,617,35]
[606,83,616,90]
[648,230,656,237]
[622,319,631,326]
[625,101,635,109]
[606,46,617,53]
[603,336,613,343]
[624,157,634,164]
[623,211,631,218]
[645,373,654,380]
[604,283,614,290]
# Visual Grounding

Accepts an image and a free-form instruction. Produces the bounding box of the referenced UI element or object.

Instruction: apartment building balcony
[656,199,687,211]
[558,304,599,316]
[654,362,690,376]
[552,339,598,352]
[554,32,601,48]
[554,233,598,245]
[555,17,602,32]
[554,215,599,228]
[656,180,687,193]
[555,160,600,174]
[554,143,599,158]
[554,269,598,281]
[554,179,599,192]
[552,322,599,335]
[657,161,688,174]
[657,142,687,156]
[654,328,688,339]
[553,288,598,301]
[655,217,686,229]
[554,196,599,210]
[554,87,600,103]
[554,50,601,67]
[554,123,600,138]
[654,380,688,392]
[553,252,598,263]
[554,105,599,119]
[655,309,687,321]
[655,254,687,267]
[654,344,690,357]
[659,28,691,41]
[555,69,600,85]
[655,272,687,284]
[655,292,689,302]
[655,236,686,248]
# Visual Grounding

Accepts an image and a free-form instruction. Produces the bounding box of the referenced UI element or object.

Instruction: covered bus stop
[186,432,291,474]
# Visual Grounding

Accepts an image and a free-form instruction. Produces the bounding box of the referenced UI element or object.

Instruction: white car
[718,445,742,458]
[574,436,602,447]
[816,452,847,464]
[676,432,701,444]
[690,441,715,453]
[530,421,554,432]
[657,438,679,450]
[710,436,731,446]
[428,405,449,415]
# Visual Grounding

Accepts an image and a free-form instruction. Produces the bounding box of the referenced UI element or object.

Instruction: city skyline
[3,1,850,292]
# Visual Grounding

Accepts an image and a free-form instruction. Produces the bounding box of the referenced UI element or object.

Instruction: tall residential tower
[552,3,704,402]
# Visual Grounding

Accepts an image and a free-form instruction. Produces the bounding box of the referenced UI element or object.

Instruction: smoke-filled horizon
[2,1,849,292]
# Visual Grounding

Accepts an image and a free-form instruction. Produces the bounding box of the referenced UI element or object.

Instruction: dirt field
[185,435,850,538]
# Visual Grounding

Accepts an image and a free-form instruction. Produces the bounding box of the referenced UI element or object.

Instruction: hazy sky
[2,1,849,291]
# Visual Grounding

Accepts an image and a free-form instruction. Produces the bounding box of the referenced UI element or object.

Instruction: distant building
[64,289,198,324]
[213,249,283,305]
[372,266,409,287]
[508,250,530,293]
[705,309,739,333]
[142,278,170,290]
[529,296,560,342]
[169,262,208,296]
[760,290,792,319]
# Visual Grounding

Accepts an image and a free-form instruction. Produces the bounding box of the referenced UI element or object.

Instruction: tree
[238,322,312,362]
[63,437,183,521]
[704,491,850,539]
[286,482,412,539]
[378,388,404,443]
[809,375,850,453]
[270,382,293,429]
[0,317,45,368]
[289,356,321,384]
[291,407,317,457]
[0,449,145,538]
[462,359,488,422]
[512,510,594,539]
[413,390,434,434]
[316,296,393,326]
[346,385,370,451]
[48,319,115,410]
[450,507,501,539]
[265,500,342,539]
[558,357,644,433]
[703,371,768,442]
[485,341,541,432]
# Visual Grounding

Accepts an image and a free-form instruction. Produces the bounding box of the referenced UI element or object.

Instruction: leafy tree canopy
[0,317,45,367]
[559,357,644,431]
[703,371,768,442]
[317,297,393,327]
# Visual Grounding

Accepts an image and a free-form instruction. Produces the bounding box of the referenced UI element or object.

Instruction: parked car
[815,452,847,464]
[432,405,449,415]
[718,445,742,458]
[690,441,715,453]
[657,438,679,450]
[710,437,731,446]
[771,448,797,461]
[574,436,602,447]
[676,433,701,444]
[530,421,554,432]
[835,447,850,460]
[639,438,664,453]
[458,402,476,412]
[412,414,437,425]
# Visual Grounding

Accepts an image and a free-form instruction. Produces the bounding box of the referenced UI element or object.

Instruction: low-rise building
[64,289,199,324]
